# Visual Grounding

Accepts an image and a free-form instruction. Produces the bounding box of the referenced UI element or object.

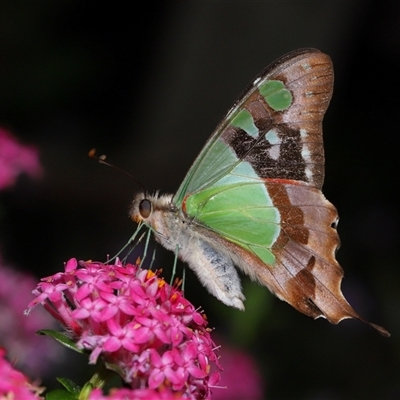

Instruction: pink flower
[212,343,264,400]
[28,258,222,399]
[0,347,44,399]
[0,128,42,190]
[0,257,62,378]
[88,387,176,400]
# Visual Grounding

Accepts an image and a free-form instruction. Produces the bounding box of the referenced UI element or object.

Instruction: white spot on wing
[268,145,280,160]
[305,167,313,181]
[265,130,281,160]
[301,139,313,181]
[301,147,311,160]
[265,130,280,144]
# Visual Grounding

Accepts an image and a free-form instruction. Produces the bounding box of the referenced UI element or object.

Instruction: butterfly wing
[173,48,388,335]
[174,48,327,206]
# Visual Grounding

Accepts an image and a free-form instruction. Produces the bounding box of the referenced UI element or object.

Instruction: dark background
[1,1,399,399]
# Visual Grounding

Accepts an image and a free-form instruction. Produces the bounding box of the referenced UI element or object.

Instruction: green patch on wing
[174,139,238,207]
[185,181,280,265]
[231,109,258,137]
[259,80,292,111]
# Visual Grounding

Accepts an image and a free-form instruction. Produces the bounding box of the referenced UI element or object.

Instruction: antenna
[88,148,146,193]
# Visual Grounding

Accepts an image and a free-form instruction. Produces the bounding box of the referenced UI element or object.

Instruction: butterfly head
[130,192,174,225]
[130,192,184,253]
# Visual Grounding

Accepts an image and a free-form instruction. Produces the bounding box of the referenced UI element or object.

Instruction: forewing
[173,48,333,207]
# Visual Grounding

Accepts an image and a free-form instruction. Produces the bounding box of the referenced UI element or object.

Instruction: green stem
[78,361,114,400]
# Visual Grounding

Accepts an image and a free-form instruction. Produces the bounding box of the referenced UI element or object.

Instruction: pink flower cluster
[88,387,178,400]
[0,347,43,399]
[28,258,221,399]
[0,259,62,378]
[0,128,42,190]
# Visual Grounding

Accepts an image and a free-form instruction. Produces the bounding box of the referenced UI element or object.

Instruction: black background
[1,2,399,399]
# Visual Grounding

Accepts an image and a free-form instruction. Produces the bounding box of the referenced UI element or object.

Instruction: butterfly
[130,48,389,336]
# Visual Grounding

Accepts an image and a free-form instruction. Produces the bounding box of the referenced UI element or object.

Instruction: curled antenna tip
[88,148,108,164]
[88,148,97,158]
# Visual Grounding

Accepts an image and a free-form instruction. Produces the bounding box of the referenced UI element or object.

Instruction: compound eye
[139,199,152,218]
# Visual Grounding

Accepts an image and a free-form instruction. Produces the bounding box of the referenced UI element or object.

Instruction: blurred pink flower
[0,128,42,190]
[0,347,44,399]
[0,256,62,378]
[212,343,264,400]
[28,258,222,399]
